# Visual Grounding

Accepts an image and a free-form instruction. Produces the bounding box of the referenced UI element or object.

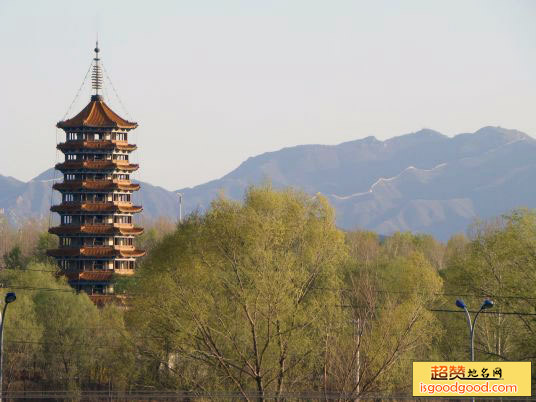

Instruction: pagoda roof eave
[53,180,140,192]
[57,95,137,130]
[50,203,143,214]
[49,224,144,236]
[55,161,139,172]
[47,247,146,258]
[57,141,137,152]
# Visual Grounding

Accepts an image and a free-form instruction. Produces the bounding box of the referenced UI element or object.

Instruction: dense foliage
[1,188,536,398]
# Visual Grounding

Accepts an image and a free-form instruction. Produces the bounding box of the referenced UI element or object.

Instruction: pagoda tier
[55,161,139,172]
[53,180,140,192]
[57,140,137,152]
[48,46,145,302]
[47,247,146,258]
[49,224,144,236]
[50,202,143,214]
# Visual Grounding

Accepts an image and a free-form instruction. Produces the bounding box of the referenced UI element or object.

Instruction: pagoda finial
[91,40,103,97]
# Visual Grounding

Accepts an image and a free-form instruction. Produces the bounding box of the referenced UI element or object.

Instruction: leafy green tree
[2,246,25,269]
[128,186,347,399]
[383,232,445,270]
[0,263,134,393]
[345,230,381,269]
[31,232,58,264]
[440,209,536,363]
[324,252,443,398]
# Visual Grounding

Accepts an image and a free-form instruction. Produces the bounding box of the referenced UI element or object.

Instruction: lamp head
[455,299,466,309]
[4,292,16,304]
[481,299,494,310]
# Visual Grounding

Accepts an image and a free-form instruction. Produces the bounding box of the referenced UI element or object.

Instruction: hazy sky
[1,0,535,190]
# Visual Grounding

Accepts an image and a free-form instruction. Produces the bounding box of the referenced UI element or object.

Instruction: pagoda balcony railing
[56,201,133,206]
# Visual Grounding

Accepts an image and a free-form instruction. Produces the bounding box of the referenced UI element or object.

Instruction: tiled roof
[57,95,137,129]
[65,271,114,282]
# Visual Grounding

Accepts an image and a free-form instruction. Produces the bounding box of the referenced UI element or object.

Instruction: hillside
[174,126,536,240]
[2,126,535,240]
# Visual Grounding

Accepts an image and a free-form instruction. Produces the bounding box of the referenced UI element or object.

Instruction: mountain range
[1,126,535,241]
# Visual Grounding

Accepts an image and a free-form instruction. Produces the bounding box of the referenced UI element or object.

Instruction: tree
[323,252,443,398]
[128,186,347,399]
[345,230,381,269]
[383,232,445,270]
[440,209,536,363]
[0,262,134,394]
[2,246,25,270]
[31,232,58,264]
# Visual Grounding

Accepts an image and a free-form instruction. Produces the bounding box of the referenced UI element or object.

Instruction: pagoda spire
[92,41,103,96]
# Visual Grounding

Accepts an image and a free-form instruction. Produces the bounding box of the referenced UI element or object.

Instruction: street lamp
[177,192,183,224]
[0,292,16,402]
[455,298,494,361]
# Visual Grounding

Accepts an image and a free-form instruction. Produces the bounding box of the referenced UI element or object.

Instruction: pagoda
[47,43,145,304]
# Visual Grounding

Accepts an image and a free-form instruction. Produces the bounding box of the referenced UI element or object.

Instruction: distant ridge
[172,126,535,240]
[2,126,535,240]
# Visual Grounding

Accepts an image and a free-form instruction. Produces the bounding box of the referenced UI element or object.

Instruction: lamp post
[455,298,494,361]
[0,292,16,402]
[177,192,183,224]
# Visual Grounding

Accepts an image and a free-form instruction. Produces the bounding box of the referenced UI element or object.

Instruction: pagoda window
[95,285,106,294]
[106,154,112,160]
[61,237,71,246]
[64,194,74,202]
[114,260,134,269]
[114,237,133,246]
[113,194,130,202]
[62,215,73,224]
[113,133,127,141]
[65,174,76,181]
[92,215,104,224]
[114,215,132,224]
